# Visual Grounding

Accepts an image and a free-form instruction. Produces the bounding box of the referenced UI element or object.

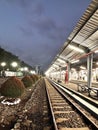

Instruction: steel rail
[45,80,58,130]
[51,81,98,118]
[48,79,98,130]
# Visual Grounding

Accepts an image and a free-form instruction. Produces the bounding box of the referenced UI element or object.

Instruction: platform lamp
[24,67,28,76]
[1,62,6,68]
[11,62,18,71]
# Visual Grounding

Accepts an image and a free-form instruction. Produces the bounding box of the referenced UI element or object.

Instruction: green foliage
[0,47,19,71]
[30,74,39,83]
[0,47,33,71]
[30,75,36,84]
[0,76,25,98]
[22,75,33,88]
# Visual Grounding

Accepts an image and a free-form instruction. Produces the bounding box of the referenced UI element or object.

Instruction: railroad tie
[54,111,74,114]
[59,127,89,130]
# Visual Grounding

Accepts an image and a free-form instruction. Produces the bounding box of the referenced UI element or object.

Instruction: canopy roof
[45,0,98,74]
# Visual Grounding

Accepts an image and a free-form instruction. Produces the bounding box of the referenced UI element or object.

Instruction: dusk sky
[0,0,92,71]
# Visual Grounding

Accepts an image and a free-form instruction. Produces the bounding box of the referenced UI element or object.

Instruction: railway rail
[45,78,98,130]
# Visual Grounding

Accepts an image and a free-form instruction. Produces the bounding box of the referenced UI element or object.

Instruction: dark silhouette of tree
[0,47,33,72]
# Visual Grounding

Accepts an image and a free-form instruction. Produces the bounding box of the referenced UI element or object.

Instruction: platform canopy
[45,0,98,75]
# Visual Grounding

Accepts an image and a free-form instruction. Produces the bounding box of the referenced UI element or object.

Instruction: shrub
[22,75,33,88]
[30,74,39,83]
[30,75,36,84]
[0,76,25,98]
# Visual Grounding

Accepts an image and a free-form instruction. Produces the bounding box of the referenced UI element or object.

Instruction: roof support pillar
[59,66,62,81]
[87,53,93,96]
[66,62,70,83]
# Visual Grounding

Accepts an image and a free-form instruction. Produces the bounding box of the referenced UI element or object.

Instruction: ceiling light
[71,59,79,64]
[80,66,86,70]
[71,68,76,71]
[57,58,65,64]
[53,64,59,68]
[95,50,98,53]
[68,44,84,53]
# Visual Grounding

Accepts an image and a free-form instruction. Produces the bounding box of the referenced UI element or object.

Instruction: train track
[10,78,54,130]
[45,78,98,130]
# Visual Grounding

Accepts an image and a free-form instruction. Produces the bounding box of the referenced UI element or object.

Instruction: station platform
[59,81,98,104]
[70,80,98,88]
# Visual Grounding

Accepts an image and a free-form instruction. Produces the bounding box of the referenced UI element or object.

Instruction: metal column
[87,53,93,96]
[67,62,71,82]
[59,66,61,81]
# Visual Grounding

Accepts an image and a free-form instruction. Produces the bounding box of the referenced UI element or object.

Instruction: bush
[30,74,39,83]
[22,75,33,88]
[30,75,36,84]
[0,76,25,98]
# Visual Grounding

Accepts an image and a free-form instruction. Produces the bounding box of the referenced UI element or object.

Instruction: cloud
[32,18,57,32]
[28,54,53,71]
[30,2,44,16]
[31,17,68,44]
[5,0,33,8]
[0,0,72,71]
[47,25,67,41]
[5,0,44,16]
[19,26,33,36]
[17,0,33,8]
[0,39,10,51]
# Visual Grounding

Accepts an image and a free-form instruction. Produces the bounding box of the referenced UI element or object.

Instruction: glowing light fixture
[1,62,6,67]
[68,44,84,53]
[11,62,18,67]
[24,67,28,71]
[53,64,59,68]
[57,58,65,64]
[30,70,35,74]
[80,66,86,70]
[71,68,76,71]
[20,68,24,71]
[71,59,79,64]
[96,62,98,65]
[95,50,98,53]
